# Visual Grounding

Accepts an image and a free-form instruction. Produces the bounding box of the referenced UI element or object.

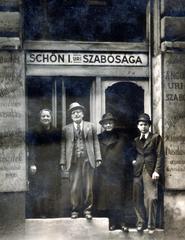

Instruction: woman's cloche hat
[99,113,116,125]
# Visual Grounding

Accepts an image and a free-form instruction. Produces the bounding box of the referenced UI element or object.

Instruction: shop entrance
[26,76,149,220]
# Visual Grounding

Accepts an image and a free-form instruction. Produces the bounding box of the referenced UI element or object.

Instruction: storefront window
[24,0,147,41]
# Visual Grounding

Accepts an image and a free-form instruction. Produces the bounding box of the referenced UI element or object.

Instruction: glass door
[26,76,95,218]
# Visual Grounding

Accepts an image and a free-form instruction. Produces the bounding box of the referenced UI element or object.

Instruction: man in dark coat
[28,109,61,218]
[132,113,164,234]
[96,113,130,231]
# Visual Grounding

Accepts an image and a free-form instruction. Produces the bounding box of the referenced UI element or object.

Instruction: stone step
[25,218,109,240]
[1,218,164,240]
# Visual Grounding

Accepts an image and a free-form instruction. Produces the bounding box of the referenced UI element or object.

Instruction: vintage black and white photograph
[0,0,185,239]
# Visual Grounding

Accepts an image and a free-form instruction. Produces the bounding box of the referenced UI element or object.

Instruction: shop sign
[26,52,148,66]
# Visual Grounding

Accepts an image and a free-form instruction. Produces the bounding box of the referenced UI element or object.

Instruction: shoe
[137,225,144,232]
[85,212,92,220]
[71,212,78,219]
[109,225,116,231]
[121,225,129,233]
[148,228,155,234]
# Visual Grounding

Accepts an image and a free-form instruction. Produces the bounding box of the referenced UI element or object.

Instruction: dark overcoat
[28,125,61,217]
[96,129,129,210]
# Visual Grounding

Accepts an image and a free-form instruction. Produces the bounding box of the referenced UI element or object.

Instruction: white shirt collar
[74,121,83,130]
[140,132,149,139]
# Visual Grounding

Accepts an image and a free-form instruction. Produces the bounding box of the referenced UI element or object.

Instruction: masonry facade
[0,0,185,236]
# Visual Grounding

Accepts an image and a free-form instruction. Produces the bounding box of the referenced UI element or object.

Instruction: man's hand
[132,160,136,165]
[96,160,102,167]
[30,165,37,175]
[152,171,160,180]
[60,165,65,171]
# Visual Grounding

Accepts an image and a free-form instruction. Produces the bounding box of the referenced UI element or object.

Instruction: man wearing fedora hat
[96,113,130,232]
[132,113,164,234]
[60,102,102,220]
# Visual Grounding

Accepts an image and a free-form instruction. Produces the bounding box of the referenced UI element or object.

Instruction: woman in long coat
[27,109,61,218]
[96,113,129,231]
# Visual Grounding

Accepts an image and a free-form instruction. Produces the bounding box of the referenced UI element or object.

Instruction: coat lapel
[135,136,146,149]
[135,136,141,145]
[144,132,153,148]
[68,123,74,141]
[83,121,90,138]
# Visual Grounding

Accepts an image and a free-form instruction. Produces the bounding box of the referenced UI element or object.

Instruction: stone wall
[0,0,25,227]
[0,0,21,48]
[153,0,185,237]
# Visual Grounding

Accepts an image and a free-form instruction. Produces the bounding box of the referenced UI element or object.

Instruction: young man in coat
[60,102,102,220]
[132,113,164,234]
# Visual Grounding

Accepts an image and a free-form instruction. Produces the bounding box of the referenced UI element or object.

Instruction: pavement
[0,218,182,240]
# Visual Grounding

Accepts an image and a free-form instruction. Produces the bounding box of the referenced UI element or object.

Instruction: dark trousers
[70,156,94,214]
[133,167,158,228]
[109,209,124,227]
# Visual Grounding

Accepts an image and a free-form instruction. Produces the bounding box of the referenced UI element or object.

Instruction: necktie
[77,124,81,136]
[140,134,146,144]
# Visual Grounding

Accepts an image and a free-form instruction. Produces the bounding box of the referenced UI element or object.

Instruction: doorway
[26,76,94,218]
[103,81,145,225]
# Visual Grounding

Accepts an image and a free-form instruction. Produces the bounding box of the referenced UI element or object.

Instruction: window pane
[24,0,147,41]
[64,77,93,124]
